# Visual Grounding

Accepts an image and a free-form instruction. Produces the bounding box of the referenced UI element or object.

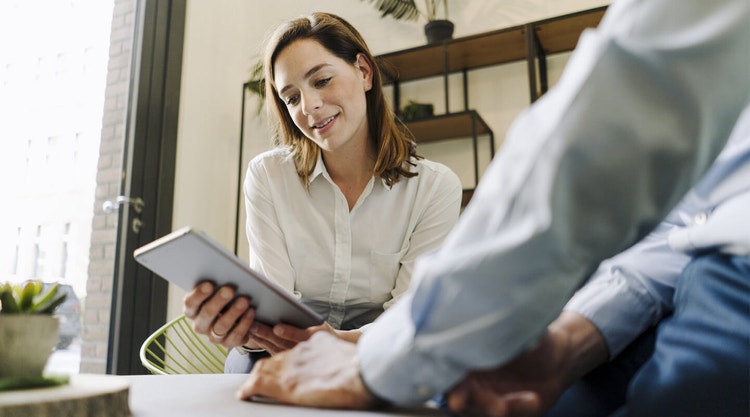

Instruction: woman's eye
[315,77,332,88]
[284,95,299,106]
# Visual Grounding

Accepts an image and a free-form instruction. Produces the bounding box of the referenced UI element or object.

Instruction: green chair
[140,314,229,375]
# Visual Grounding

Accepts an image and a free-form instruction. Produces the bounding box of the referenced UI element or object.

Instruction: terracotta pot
[424,19,454,44]
[0,315,59,378]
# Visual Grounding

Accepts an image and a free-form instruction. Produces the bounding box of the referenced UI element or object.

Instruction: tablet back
[134,227,323,328]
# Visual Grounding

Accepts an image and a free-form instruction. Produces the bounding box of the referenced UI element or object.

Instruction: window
[1,0,115,374]
[12,227,21,276]
[32,225,44,278]
[60,223,71,279]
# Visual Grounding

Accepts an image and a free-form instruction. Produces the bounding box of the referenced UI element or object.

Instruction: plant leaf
[245,61,266,115]
[19,281,42,311]
[31,283,64,313]
[361,0,421,21]
[0,283,20,313]
[35,293,67,315]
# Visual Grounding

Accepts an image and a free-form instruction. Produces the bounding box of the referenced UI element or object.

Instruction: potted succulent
[0,281,67,378]
[363,0,454,43]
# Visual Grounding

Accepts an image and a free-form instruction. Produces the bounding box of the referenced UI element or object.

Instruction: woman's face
[273,39,373,154]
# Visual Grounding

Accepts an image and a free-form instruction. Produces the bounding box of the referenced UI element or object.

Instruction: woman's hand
[243,322,299,354]
[182,281,256,349]
[184,282,364,353]
[248,322,363,355]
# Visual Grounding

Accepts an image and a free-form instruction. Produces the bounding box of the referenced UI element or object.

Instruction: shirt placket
[327,188,351,329]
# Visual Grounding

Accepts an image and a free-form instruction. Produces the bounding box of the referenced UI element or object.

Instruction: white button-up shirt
[244,148,462,330]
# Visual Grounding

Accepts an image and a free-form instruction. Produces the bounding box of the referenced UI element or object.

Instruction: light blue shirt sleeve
[357,0,750,405]
[566,191,750,358]
[564,208,691,358]
[567,107,750,357]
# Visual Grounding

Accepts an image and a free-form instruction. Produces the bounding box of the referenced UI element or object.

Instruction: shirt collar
[308,151,327,185]
[308,151,393,191]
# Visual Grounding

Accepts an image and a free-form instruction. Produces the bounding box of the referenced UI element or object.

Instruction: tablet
[133,226,324,328]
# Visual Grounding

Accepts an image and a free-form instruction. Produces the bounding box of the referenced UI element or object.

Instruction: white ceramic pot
[0,315,59,378]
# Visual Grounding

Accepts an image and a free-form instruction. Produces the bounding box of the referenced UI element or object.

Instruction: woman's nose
[301,91,322,115]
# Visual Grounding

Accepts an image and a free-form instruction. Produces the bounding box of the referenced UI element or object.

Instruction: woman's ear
[355,53,373,92]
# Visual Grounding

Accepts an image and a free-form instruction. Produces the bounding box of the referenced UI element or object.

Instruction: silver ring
[210,327,226,341]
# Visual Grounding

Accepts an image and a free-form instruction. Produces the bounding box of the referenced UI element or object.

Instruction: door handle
[103,196,145,234]
[102,196,145,214]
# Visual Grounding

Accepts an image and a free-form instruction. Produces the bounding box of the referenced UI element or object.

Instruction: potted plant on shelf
[362,0,454,43]
[0,281,67,379]
[401,100,434,122]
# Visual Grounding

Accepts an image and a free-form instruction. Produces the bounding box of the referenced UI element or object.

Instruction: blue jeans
[223,349,269,373]
[547,254,750,417]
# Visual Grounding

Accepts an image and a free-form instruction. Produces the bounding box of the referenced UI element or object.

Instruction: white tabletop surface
[125,373,446,417]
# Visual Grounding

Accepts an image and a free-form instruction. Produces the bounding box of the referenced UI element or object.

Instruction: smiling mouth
[312,115,337,129]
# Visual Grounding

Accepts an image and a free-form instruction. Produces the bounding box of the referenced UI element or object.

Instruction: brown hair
[263,12,420,186]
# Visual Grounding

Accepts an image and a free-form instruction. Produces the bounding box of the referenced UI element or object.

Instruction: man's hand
[237,332,376,409]
[447,312,609,417]
[446,334,560,417]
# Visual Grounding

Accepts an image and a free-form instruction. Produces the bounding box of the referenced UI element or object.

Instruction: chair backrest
[140,314,229,375]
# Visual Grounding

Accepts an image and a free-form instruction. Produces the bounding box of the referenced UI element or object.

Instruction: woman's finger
[210,296,251,343]
[183,281,215,319]
[190,285,237,335]
[273,323,312,343]
[249,323,297,354]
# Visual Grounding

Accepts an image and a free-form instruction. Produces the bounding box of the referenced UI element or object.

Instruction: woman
[183,12,462,372]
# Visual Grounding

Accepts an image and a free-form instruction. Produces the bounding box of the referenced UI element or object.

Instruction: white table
[125,373,446,417]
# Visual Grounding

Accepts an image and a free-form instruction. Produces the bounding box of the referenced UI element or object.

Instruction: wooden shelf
[377,6,606,84]
[405,111,492,143]
[374,6,607,207]
[378,25,526,83]
[534,8,606,55]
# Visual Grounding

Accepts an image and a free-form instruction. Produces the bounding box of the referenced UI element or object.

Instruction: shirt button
[694,212,708,225]
[417,385,432,398]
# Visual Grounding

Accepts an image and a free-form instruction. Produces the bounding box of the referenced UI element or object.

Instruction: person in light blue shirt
[547,121,750,416]
[235,0,750,415]
[447,107,750,417]
[563,108,750,370]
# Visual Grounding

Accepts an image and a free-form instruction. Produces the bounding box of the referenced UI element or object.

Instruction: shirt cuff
[356,300,465,405]
[564,272,659,358]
